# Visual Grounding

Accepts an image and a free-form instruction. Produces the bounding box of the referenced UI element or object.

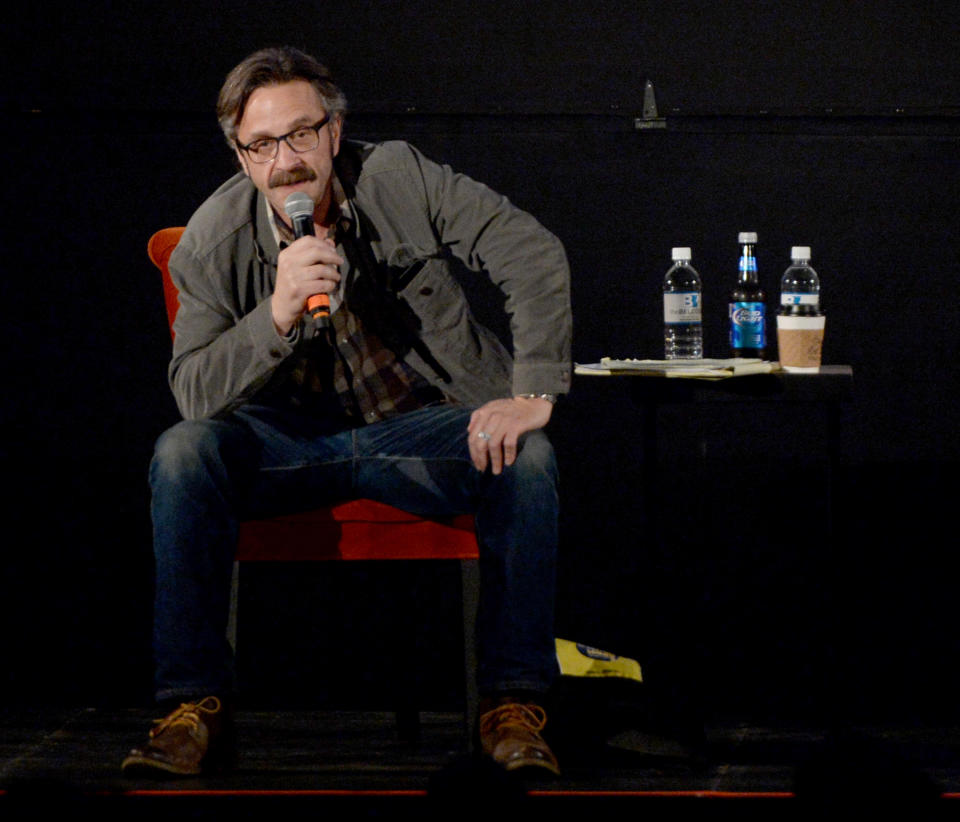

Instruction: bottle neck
[738,245,757,283]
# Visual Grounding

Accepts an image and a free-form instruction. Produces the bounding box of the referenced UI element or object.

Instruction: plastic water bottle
[663,247,703,359]
[780,246,821,316]
[729,232,766,358]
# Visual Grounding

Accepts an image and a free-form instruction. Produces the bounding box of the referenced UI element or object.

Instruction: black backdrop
[2,1,959,721]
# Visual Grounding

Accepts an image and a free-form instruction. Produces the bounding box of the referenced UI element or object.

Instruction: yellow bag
[555,638,642,683]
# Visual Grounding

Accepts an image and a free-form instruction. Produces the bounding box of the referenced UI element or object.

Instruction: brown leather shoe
[478,698,560,776]
[121,696,235,776]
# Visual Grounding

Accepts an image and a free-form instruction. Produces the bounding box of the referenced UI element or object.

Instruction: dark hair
[216,46,347,145]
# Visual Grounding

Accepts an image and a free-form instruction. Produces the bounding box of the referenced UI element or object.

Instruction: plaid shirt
[274,207,445,426]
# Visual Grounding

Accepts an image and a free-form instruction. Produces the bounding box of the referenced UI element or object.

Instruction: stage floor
[2,706,959,817]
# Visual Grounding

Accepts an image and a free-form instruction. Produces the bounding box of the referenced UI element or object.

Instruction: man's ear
[330,116,343,157]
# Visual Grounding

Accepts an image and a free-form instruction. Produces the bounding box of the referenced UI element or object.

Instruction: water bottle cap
[671,247,692,261]
[791,246,811,259]
[738,232,758,243]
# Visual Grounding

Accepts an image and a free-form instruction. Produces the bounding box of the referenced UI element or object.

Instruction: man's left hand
[468,397,553,475]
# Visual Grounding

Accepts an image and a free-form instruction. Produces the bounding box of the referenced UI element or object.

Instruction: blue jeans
[149,403,559,703]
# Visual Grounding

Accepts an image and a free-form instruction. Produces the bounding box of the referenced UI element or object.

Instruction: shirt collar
[267,175,353,248]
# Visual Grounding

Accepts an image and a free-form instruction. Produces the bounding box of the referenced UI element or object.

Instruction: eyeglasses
[237,114,332,163]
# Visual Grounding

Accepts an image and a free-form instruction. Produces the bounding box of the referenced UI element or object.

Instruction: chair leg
[226,556,478,750]
[460,558,480,752]
[227,560,239,651]
[388,562,422,742]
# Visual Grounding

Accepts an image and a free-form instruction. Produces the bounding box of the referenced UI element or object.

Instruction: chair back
[147,227,186,340]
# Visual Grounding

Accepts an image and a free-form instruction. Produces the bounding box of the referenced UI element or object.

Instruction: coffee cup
[776,314,825,372]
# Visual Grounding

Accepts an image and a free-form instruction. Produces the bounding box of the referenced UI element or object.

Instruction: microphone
[283,192,330,329]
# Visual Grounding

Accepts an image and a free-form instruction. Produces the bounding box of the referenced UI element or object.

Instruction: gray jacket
[168,140,572,420]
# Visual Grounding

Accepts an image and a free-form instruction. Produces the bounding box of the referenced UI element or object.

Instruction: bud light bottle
[729,232,766,358]
[663,247,703,359]
[780,246,820,316]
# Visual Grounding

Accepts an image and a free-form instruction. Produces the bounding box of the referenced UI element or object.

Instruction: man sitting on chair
[123,46,571,778]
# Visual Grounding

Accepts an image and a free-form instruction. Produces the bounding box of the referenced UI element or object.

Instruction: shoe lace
[149,696,222,739]
[479,702,548,736]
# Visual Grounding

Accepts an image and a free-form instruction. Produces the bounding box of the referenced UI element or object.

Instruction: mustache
[269,167,317,188]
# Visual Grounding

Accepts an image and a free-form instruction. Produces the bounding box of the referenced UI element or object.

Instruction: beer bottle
[729,232,766,358]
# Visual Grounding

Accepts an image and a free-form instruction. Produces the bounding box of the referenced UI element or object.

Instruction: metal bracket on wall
[635,80,666,130]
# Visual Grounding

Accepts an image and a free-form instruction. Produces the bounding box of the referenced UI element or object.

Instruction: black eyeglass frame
[236,114,332,163]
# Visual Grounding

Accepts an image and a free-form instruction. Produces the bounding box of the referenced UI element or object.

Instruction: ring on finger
[477,431,492,441]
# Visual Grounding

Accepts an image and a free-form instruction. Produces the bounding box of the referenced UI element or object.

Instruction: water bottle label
[729,301,766,348]
[781,293,819,306]
[663,292,702,324]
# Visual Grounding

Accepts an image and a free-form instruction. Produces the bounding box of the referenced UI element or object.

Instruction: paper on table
[575,357,777,379]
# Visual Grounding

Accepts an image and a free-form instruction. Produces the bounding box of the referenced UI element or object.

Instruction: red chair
[147,228,480,743]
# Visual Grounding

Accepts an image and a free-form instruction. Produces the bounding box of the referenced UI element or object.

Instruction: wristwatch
[516,393,558,404]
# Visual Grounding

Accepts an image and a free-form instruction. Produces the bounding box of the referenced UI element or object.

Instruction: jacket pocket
[399,257,471,334]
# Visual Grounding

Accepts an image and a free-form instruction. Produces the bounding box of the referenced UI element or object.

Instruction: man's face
[234,80,342,225]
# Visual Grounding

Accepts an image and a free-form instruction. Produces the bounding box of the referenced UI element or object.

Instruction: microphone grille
[284,192,314,220]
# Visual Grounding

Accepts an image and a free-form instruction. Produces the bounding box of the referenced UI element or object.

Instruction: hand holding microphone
[271,192,343,336]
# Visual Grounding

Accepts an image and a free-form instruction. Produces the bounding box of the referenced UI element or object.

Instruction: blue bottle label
[781,293,819,307]
[729,301,766,348]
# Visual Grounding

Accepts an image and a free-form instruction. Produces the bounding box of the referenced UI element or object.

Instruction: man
[123,46,572,778]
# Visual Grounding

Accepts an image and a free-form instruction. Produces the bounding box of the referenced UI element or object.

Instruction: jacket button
[419,286,434,296]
